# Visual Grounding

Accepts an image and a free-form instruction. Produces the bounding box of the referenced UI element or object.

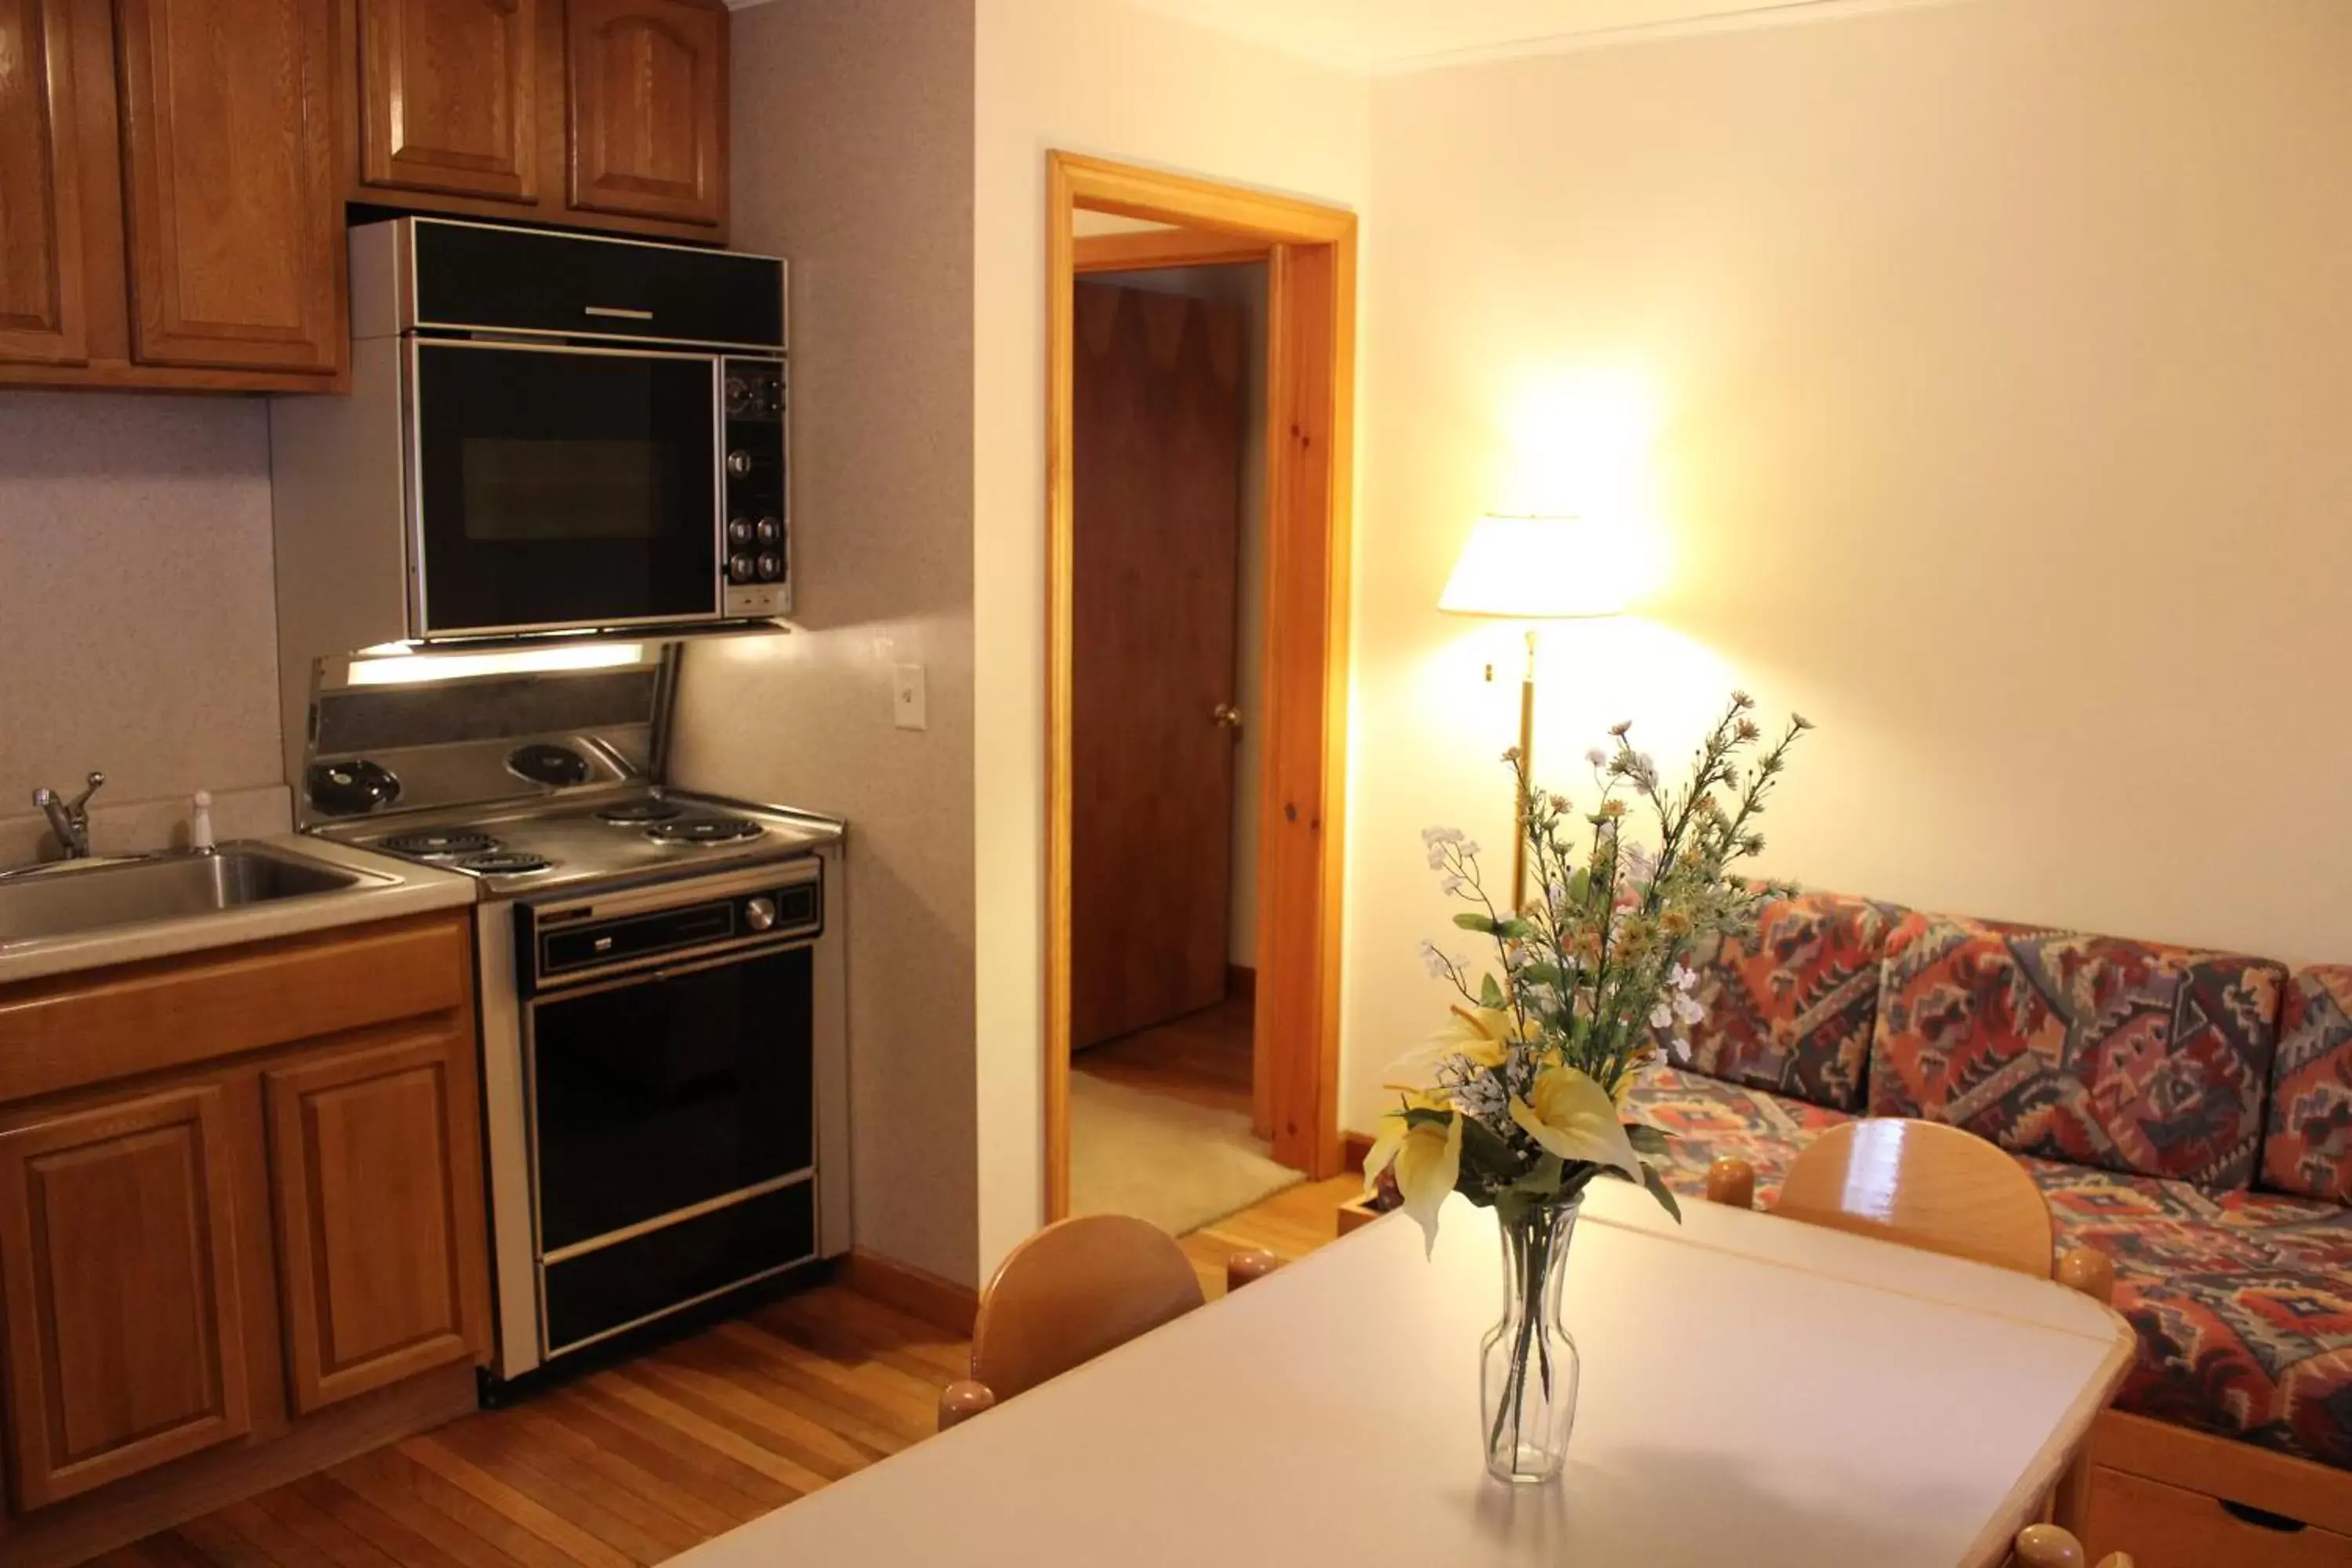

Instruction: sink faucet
[32,771,104,859]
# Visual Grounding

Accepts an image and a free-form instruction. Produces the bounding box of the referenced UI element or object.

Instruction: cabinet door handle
[583,306,655,321]
[2219,1500,2309,1533]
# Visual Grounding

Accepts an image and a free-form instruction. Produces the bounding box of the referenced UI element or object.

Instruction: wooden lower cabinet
[264,1027,490,1413]
[0,1083,252,1509]
[0,912,487,1559]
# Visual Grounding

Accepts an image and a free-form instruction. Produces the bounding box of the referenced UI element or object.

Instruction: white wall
[973,0,1372,1272]
[1345,0,2352,1131]
[1087,261,1269,973]
[0,394,292,865]
[670,0,980,1284]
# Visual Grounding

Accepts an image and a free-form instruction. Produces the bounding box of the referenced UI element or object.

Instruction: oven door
[408,339,724,637]
[524,944,815,1356]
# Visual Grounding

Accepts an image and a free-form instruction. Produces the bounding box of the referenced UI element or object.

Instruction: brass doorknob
[1212,702,1243,730]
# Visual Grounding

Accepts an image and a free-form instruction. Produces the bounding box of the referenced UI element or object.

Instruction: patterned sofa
[1625,892,2352,1477]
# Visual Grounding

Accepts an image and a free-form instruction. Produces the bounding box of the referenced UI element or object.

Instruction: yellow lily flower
[1508,1065,1642,1178]
[1362,1091,1463,1257]
[1377,1004,1515,1091]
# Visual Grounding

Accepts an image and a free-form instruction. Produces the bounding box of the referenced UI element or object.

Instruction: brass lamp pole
[1439,514,1634,909]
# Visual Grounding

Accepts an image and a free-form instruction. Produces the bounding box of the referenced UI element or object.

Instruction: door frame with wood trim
[1045,151,1357,1219]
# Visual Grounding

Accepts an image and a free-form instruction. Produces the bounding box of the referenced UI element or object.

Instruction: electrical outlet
[891,663,927,731]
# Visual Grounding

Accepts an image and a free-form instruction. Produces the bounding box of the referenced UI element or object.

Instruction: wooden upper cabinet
[0,1084,252,1511]
[263,1028,490,1414]
[359,0,539,202]
[565,0,725,227]
[0,0,89,365]
[113,0,343,374]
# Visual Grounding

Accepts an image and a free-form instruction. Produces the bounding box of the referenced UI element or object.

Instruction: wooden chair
[935,1214,1281,1430]
[2010,1523,2134,1568]
[1704,1120,2114,1299]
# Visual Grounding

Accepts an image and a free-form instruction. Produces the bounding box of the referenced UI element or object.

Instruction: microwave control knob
[756,551,783,581]
[744,896,777,932]
[728,553,757,583]
[728,517,754,546]
[755,516,782,546]
[726,449,754,477]
[724,376,752,415]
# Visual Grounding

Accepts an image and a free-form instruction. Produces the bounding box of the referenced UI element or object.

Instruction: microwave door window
[413,343,719,634]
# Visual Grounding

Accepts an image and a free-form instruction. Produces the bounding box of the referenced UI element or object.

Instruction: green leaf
[1568,868,1591,905]
[1639,1161,1685,1224]
[1400,1105,1454,1131]
[1519,962,1562,988]
[1493,918,1534,941]
[1478,972,1505,1009]
[1626,1123,1672,1156]
[1453,912,1497,934]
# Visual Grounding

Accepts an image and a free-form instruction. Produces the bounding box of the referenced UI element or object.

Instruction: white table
[670,1181,2135,1567]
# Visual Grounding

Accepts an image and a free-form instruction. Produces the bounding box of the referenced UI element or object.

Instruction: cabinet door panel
[114,0,342,372]
[264,1029,488,1414]
[0,1085,251,1510]
[0,0,89,365]
[360,0,537,201]
[564,0,723,227]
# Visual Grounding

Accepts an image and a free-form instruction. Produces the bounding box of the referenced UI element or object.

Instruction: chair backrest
[968,1214,1206,1402]
[1776,1119,2053,1276]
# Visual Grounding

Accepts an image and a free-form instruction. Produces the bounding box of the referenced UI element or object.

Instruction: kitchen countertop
[0,835,479,988]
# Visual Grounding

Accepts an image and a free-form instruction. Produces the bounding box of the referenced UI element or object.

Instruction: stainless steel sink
[0,847,385,947]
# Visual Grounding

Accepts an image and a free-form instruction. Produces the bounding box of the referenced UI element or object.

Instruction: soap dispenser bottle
[190,789,215,855]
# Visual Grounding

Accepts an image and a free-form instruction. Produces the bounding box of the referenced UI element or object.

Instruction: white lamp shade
[1438,514,1634,619]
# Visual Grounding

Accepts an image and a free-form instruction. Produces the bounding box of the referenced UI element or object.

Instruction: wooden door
[113,0,342,373]
[0,0,89,365]
[564,0,724,227]
[263,1027,489,1414]
[1071,281,1247,1048]
[0,1084,252,1510]
[358,0,539,201]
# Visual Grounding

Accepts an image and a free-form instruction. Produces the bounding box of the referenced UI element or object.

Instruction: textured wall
[669,0,981,1285]
[1347,0,2352,1131]
[0,393,292,864]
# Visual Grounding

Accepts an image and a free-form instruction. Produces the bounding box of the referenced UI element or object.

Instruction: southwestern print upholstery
[1624,1066,1850,1208]
[1868,913,2285,1189]
[2033,1159,2352,1469]
[1658,892,1906,1113]
[2265,967,2352,1205]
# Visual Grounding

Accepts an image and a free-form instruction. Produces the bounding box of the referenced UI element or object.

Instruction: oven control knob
[724,376,753,415]
[755,515,782,546]
[756,551,783,581]
[729,553,757,583]
[727,449,754,477]
[744,896,778,932]
[728,517,754,546]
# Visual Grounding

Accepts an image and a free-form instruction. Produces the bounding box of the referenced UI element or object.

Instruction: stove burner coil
[455,851,554,875]
[645,817,765,846]
[379,829,499,858]
[595,800,685,824]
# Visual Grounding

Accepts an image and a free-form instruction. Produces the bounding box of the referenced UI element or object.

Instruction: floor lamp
[1438,514,1632,909]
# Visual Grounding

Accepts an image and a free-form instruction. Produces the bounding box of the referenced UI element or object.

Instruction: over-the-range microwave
[271,218,789,644]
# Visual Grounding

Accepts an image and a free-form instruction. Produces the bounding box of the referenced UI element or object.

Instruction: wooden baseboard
[837,1247,982,1337]
[1342,1129,1374,1172]
[2082,1408,2352,1537]
[1227,963,1256,1001]
[0,1362,478,1568]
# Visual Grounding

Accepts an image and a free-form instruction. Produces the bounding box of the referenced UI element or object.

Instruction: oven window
[529,947,814,1254]
[414,343,719,633]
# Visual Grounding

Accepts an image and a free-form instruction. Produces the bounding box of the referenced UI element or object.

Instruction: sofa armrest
[1706,1156,1757,1210]
[938,1378,996,1431]
[2056,1247,2116,1305]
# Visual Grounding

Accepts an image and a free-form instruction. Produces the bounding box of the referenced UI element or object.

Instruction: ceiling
[1120,0,1953,73]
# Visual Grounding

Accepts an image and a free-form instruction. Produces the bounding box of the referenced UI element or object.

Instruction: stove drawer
[543,1178,815,1356]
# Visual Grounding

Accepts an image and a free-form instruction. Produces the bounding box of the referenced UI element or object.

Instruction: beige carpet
[1069,1070,1302,1236]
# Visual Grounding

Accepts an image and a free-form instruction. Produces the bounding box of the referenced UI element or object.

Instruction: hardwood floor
[1072,991,1254,1116]
[107,1174,1365,1568]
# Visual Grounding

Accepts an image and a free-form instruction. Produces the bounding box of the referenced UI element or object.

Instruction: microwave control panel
[722,356,789,619]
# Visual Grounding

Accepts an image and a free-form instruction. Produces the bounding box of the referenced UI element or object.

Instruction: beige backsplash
[0,390,289,869]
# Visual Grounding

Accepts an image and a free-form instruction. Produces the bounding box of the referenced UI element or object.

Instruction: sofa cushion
[1869,913,2285,1189]
[2033,1159,2352,1469]
[1624,1065,1850,1208]
[2266,967,2352,1205]
[1661,892,1906,1113]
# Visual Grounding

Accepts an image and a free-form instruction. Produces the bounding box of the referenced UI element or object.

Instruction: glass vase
[1479,1199,1582,1484]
